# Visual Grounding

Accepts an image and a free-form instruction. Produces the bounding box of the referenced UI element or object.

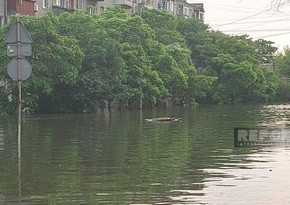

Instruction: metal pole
[18,139,22,204]
[18,80,22,157]
[16,16,22,204]
[16,16,22,156]
[139,87,142,109]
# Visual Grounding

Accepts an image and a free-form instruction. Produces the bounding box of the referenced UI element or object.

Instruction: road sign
[4,20,33,44]
[7,58,32,81]
[7,44,32,57]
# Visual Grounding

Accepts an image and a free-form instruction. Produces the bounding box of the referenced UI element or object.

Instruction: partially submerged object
[145,117,182,122]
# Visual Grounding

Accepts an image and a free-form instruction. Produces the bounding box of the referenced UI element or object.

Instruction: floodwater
[0,104,290,204]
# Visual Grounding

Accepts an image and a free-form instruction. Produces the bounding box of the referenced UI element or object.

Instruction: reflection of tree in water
[11,111,194,204]
[0,128,4,151]
[0,116,19,204]
[172,105,265,204]
[0,105,270,204]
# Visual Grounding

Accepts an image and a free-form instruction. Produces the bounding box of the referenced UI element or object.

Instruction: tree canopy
[0,7,283,114]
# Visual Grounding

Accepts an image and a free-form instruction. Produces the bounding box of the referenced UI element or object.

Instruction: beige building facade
[0,0,204,21]
[35,0,114,16]
[152,0,204,20]
[0,0,7,25]
[33,0,204,21]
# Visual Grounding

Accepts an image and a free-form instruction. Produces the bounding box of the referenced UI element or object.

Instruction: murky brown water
[0,104,290,204]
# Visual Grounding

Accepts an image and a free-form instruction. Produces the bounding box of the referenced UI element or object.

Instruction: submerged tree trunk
[108,101,112,112]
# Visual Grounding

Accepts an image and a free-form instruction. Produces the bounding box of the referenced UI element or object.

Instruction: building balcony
[7,0,35,16]
[52,5,75,15]
[114,0,133,9]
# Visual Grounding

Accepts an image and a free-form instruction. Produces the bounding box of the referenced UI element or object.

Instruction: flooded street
[1,104,290,204]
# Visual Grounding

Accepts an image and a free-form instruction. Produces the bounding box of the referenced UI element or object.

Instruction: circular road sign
[7,58,32,81]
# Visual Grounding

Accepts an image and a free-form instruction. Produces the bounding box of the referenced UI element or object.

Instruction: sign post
[4,16,33,138]
[4,17,33,203]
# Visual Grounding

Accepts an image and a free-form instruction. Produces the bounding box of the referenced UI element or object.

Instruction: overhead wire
[201,1,265,11]
[260,32,290,38]
[202,1,290,47]
[214,9,274,28]
[209,17,290,25]
[222,29,290,32]
[204,5,264,14]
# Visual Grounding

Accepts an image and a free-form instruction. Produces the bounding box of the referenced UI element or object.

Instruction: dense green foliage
[274,47,290,101]
[0,7,285,114]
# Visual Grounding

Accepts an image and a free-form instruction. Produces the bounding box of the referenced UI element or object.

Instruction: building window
[162,1,166,9]
[177,5,183,15]
[60,0,65,7]
[76,0,85,10]
[55,0,61,6]
[200,12,204,21]
[43,0,48,8]
[100,6,105,13]
[69,0,74,9]
[76,0,80,9]
[65,0,69,8]
[173,4,177,15]
[87,5,96,15]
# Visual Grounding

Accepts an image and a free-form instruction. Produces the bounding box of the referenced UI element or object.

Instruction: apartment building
[0,0,6,25]
[192,3,204,21]
[33,0,204,20]
[7,0,35,16]
[34,0,102,16]
[0,0,36,24]
[151,0,204,21]
[0,0,204,21]
[33,0,135,16]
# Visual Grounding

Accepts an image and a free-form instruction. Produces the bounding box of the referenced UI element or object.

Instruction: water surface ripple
[0,104,290,204]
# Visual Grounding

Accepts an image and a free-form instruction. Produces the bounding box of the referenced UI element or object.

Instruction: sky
[191,0,290,52]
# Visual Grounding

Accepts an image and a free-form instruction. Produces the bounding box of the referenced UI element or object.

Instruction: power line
[201,1,265,11]
[204,4,264,13]
[206,12,290,22]
[258,32,290,38]
[217,29,290,40]
[222,29,290,32]
[210,18,290,26]
[214,9,274,28]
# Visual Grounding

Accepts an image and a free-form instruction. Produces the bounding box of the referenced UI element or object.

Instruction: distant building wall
[34,0,99,16]
[28,0,205,21]
[7,0,35,16]
[34,0,47,16]
[150,0,204,21]
[0,0,5,25]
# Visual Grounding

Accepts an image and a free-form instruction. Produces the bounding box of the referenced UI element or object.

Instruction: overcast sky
[190,0,290,52]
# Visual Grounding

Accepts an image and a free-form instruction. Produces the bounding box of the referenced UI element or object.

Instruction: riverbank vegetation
[1,7,290,114]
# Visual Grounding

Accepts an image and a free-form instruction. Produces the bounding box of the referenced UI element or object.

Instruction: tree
[275,47,290,77]
[153,53,188,106]
[270,0,290,9]
[274,47,290,101]
[10,14,84,113]
[0,25,14,113]
[98,7,167,109]
[252,39,277,63]
[211,55,276,104]
[0,8,283,113]
[139,8,186,46]
[186,73,216,104]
